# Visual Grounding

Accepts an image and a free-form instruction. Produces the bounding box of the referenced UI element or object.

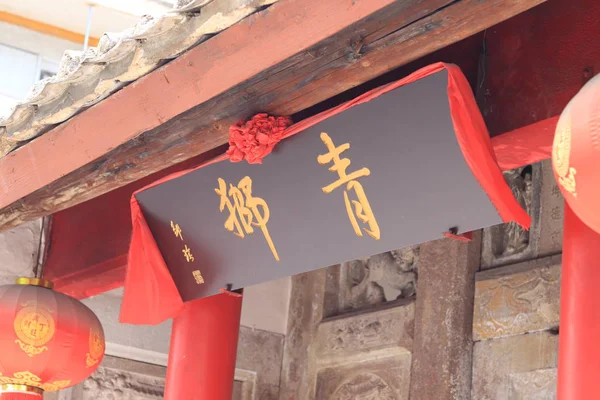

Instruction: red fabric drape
[120,62,531,325]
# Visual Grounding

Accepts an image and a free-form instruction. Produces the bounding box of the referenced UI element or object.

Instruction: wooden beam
[0,0,546,232]
[0,11,100,46]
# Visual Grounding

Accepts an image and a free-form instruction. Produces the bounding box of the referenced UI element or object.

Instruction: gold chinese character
[318,132,380,240]
[192,270,205,285]
[171,221,183,240]
[182,245,194,262]
[215,176,280,261]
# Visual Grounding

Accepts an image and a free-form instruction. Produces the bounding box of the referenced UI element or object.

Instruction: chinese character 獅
[317,132,380,240]
[215,176,279,261]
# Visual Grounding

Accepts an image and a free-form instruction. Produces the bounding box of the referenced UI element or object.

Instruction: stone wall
[471,160,562,400]
[277,160,562,400]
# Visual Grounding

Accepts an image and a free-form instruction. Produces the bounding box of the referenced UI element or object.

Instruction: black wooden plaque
[136,71,501,302]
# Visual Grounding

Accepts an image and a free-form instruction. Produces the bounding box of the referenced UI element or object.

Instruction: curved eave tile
[0,0,281,159]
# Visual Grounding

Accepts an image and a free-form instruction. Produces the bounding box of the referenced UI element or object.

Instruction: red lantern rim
[0,384,43,395]
[13,278,54,290]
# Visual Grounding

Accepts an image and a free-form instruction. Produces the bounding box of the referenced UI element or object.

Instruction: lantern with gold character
[552,73,600,233]
[0,278,105,399]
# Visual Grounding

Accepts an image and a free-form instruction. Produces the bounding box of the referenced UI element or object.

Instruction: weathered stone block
[315,354,411,400]
[409,234,481,400]
[537,159,564,257]
[509,369,557,400]
[280,269,327,400]
[234,370,257,400]
[314,302,414,399]
[316,302,414,364]
[472,331,558,399]
[473,255,561,340]
[236,326,284,399]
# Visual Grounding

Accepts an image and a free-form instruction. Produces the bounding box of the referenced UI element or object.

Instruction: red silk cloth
[120,62,531,325]
[227,114,293,164]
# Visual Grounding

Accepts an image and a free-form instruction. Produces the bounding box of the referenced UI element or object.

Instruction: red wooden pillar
[164,293,242,400]
[558,204,600,400]
[0,393,41,399]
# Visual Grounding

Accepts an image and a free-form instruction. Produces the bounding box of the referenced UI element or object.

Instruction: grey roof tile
[0,0,279,158]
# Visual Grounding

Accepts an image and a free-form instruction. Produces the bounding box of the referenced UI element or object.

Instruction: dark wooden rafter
[0,0,546,232]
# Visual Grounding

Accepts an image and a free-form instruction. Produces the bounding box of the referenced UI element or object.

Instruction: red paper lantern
[552,74,600,234]
[0,278,105,398]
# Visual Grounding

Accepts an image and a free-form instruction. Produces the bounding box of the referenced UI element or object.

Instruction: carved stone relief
[315,355,411,400]
[473,256,561,340]
[482,160,564,269]
[482,165,538,268]
[332,373,398,400]
[49,357,167,400]
[317,303,414,363]
[81,367,164,399]
[314,301,414,399]
[326,246,419,315]
[501,166,534,256]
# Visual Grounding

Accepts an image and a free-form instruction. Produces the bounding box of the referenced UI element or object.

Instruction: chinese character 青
[317,132,380,240]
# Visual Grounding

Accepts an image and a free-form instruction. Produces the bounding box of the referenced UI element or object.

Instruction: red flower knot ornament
[226,113,293,164]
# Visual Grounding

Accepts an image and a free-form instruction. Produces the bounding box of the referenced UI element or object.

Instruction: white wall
[82,277,291,366]
[0,21,80,62]
[241,276,291,334]
[82,291,173,366]
[0,0,142,39]
[0,22,80,116]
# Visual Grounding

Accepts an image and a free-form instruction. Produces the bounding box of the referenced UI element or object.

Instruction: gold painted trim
[0,11,100,46]
[0,384,44,394]
[15,277,54,290]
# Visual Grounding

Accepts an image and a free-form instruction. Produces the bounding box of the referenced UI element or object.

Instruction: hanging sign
[135,71,503,302]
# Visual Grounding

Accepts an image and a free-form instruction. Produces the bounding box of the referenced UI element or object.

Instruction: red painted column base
[164,293,242,400]
[558,204,600,400]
